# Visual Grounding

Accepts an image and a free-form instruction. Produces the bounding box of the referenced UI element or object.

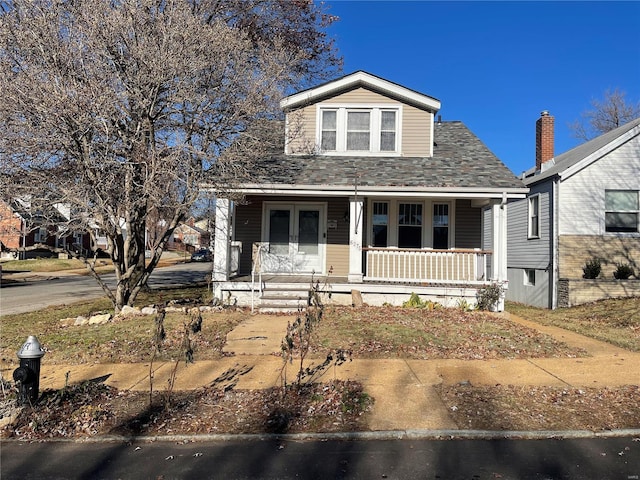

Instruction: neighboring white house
[507,113,640,308]
[211,71,527,311]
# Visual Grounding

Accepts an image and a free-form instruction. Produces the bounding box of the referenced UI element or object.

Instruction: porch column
[212,198,230,297]
[491,200,508,311]
[348,196,364,283]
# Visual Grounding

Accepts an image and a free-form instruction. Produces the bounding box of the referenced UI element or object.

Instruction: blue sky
[323,1,640,176]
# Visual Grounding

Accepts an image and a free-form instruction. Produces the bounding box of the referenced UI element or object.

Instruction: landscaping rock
[59,318,76,328]
[120,305,141,316]
[141,306,157,315]
[88,313,111,325]
[74,316,89,326]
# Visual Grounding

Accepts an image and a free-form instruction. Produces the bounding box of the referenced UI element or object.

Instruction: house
[167,218,211,253]
[506,112,640,308]
[211,71,527,311]
[0,198,91,259]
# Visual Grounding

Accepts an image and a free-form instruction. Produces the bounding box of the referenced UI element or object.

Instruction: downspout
[551,178,559,309]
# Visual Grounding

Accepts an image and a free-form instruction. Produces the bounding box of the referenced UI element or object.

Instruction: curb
[3,429,640,444]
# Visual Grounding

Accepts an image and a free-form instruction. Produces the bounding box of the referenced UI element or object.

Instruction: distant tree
[569,88,640,141]
[0,0,340,311]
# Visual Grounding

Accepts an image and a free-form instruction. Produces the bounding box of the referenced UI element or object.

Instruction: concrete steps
[257,286,310,314]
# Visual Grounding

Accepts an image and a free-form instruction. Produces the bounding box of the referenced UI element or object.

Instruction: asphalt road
[2,436,639,479]
[0,262,213,315]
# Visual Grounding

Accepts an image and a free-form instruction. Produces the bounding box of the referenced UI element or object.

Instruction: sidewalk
[26,313,640,432]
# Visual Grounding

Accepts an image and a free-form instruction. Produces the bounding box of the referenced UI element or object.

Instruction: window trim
[527,194,540,239]
[316,103,402,155]
[605,189,639,234]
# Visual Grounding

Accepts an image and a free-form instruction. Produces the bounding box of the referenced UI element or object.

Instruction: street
[0,262,213,315]
[2,436,639,479]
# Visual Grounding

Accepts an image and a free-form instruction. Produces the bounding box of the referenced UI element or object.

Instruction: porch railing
[364,248,492,285]
[251,242,265,313]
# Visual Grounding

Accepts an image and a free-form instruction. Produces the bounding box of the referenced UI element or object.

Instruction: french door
[263,203,325,274]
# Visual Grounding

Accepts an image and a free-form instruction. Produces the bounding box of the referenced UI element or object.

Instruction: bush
[402,293,441,309]
[582,257,602,279]
[613,263,635,280]
[476,283,504,311]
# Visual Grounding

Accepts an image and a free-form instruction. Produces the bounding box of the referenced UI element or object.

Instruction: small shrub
[582,257,602,279]
[456,298,473,312]
[476,283,504,311]
[613,263,635,280]
[402,293,441,309]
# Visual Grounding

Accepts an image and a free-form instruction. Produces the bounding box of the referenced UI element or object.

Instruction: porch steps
[257,286,310,314]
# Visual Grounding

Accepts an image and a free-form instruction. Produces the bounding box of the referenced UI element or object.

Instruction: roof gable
[524,117,640,185]
[280,71,441,112]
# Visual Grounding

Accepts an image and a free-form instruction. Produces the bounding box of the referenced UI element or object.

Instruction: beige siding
[402,105,431,156]
[234,196,263,275]
[286,106,317,155]
[326,198,350,276]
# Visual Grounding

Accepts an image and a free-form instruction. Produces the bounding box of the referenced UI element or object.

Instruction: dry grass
[506,297,640,352]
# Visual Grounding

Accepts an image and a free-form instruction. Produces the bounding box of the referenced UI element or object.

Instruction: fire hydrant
[13,335,45,406]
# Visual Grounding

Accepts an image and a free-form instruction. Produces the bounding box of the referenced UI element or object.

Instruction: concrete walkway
[17,313,640,432]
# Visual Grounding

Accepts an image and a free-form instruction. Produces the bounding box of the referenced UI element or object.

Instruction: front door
[263,203,325,274]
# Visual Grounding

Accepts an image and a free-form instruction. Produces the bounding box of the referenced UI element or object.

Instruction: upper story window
[605,190,639,233]
[318,105,399,154]
[528,195,540,239]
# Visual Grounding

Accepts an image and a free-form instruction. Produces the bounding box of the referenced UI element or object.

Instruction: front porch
[217,273,489,313]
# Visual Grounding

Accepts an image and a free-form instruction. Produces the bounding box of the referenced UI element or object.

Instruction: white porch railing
[364,248,492,284]
[251,242,265,313]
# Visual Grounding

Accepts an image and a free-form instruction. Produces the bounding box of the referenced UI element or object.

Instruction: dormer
[281,71,441,157]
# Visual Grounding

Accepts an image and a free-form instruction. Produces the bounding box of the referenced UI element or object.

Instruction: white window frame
[316,103,402,155]
[528,195,540,239]
[605,189,639,233]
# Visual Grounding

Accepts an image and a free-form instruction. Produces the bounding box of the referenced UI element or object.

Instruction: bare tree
[0,0,340,311]
[570,88,640,141]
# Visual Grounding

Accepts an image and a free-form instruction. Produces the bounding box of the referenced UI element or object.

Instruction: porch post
[348,196,364,283]
[491,200,508,311]
[212,198,230,297]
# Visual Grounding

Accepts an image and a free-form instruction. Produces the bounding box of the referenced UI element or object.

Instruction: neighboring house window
[398,203,422,248]
[318,106,399,154]
[321,110,337,151]
[605,190,639,233]
[524,269,535,286]
[372,202,388,247]
[34,227,47,243]
[433,203,449,249]
[528,195,540,238]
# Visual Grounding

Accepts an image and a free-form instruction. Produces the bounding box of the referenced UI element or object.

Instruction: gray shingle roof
[252,121,524,190]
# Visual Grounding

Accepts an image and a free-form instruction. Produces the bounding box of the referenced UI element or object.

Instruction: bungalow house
[0,198,91,259]
[506,112,640,308]
[211,71,527,311]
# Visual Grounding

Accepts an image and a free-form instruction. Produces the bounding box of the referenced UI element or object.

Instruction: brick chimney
[536,110,554,170]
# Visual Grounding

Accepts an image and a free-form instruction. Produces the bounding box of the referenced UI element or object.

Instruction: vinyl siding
[506,267,550,308]
[507,181,553,270]
[482,206,492,250]
[454,199,481,248]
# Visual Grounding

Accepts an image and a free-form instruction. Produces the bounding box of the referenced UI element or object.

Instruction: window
[398,203,422,248]
[34,227,47,243]
[346,111,370,151]
[320,110,337,151]
[433,203,449,249]
[372,202,389,247]
[318,106,399,154]
[380,110,396,151]
[524,269,536,286]
[605,190,639,233]
[528,195,540,238]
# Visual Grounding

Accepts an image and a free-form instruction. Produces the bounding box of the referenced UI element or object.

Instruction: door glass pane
[298,210,319,255]
[269,210,290,254]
